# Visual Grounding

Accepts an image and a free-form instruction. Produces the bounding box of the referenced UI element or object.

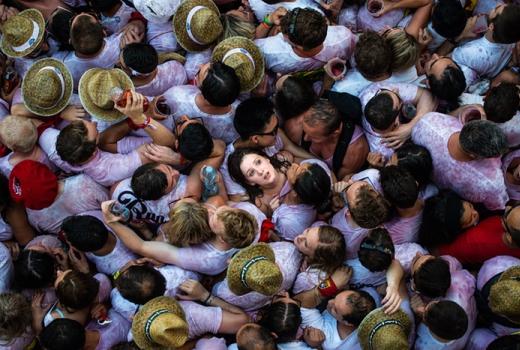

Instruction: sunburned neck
[447,132,473,162]
[195,94,231,115]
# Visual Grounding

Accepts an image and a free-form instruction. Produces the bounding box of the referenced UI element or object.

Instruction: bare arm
[5,202,35,246]
[278,129,315,161]
[404,0,433,40]
[337,135,369,180]
[98,120,131,153]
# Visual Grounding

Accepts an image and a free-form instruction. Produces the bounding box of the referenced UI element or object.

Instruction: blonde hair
[163,201,213,246]
[383,29,419,72]
[0,115,38,153]
[220,14,255,41]
[218,208,257,248]
[0,293,32,342]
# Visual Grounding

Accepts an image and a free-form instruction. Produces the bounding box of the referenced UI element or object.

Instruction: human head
[357,308,411,350]
[163,200,212,246]
[294,225,346,274]
[131,163,180,200]
[0,293,31,343]
[115,264,166,305]
[70,13,104,55]
[121,43,159,76]
[39,319,86,350]
[289,162,331,211]
[390,143,433,188]
[0,115,38,153]
[259,293,301,342]
[424,300,468,341]
[364,90,401,133]
[281,8,327,52]
[55,270,99,310]
[56,120,98,165]
[176,116,214,162]
[382,28,418,71]
[411,254,451,298]
[431,0,467,39]
[274,76,316,121]
[489,266,520,323]
[303,99,342,144]
[348,183,390,229]
[354,31,392,80]
[328,290,376,326]
[48,8,74,50]
[14,249,56,289]
[88,0,121,12]
[358,228,394,272]
[483,83,519,123]
[236,324,277,350]
[490,4,520,44]
[487,335,520,350]
[221,13,255,40]
[198,62,240,107]
[234,97,279,147]
[62,215,109,252]
[425,55,466,103]
[502,205,520,247]
[214,206,257,248]
[380,165,418,209]
[459,120,508,158]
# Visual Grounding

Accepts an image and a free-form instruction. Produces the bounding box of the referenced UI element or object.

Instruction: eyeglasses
[255,119,279,137]
[340,176,376,207]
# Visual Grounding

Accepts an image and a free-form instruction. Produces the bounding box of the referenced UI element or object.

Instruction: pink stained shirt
[498,112,520,148]
[135,60,188,97]
[356,4,405,32]
[86,309,131,350]
[501,149,520,201]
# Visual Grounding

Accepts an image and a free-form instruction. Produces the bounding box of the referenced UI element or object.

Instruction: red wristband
[318,277,338,298]
[126,117,139,130]
[259,219,275,242]
[127,115,151,130]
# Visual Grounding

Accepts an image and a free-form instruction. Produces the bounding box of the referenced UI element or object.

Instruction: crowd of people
[0,0,519,348]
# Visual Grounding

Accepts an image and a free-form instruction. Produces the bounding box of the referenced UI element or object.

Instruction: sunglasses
[255,119,279,137]
[340,176,376,207]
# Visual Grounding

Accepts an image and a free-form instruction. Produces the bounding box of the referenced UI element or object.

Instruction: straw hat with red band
[9,160,58,210]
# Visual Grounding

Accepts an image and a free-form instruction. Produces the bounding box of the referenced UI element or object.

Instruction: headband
[12,20,41,52]
[368,319,405,350]
[360,242,393,256]
[144,309,169,342]
[240,256,267,289]
[222,48,255,70]
[186,6,207,45]
[288,8,300,37]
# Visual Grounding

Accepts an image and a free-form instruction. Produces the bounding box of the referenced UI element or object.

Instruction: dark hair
[131,163,168,200]
[48,9,75,51]
[259,302,301,342]
[413,257,451,298]
[201,62,240,107]
[0,173,10,210]
[70,14,104,55]
[237,324,277,350]
[484,83,519,123]
[424,300,468,340]
[122,43,159,74]
[487,334,520,350]
[349,185,390,229]
[62,215,108,252]
[274,76,316,120]
[56,121,97,165]
[178,123,214,162]
[342,290,376,326]
[115,265,166,305]
[56,271,99,310]
[88,0,120,12]
[364,93,398,130]
[303,99,342,135]
[393,143,433,188]
[234,97,275,140]
[39,319,86,350]
[354,31,392,79]
[459,120,508,158]
[419,190,464,247]
[492,4,520,44]
[308,225,346,275]
[428,64,466,103]
[380,165,418,208]
[294,163,331,212]
[431,0,467,39]
[14,250,56,289]
[228,148,289,203]
[280,8,327,51]
[358,228,394,272]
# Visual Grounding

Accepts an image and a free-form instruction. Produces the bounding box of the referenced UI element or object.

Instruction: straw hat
[0,9,45,58]
[489,266,520,324]
[78,68,134,121]
[212,37,265,92]
[227,243,283,296]
[22,58,73,117]
[357,308,412,350]
[158,51,187,65]
[132,296,189,350]
[173,0,223,52]
[133,0,181,23]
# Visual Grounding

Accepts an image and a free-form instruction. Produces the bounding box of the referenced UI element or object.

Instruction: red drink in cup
[368,0,383,15]
[331,62,346,77]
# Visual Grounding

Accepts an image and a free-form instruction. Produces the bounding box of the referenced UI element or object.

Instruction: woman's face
[239,153,277,187]
[227,5,255,23]
[460,201,479,229]
[156,164,180,194]
[294,226,320,257]
[54,269,72,289]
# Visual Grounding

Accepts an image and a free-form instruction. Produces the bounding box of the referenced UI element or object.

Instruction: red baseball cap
[9,160,58,210]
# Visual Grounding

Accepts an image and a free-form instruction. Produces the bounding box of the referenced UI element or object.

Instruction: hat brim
[1,9,45,58]
[227,243,276,296]
[173,0,220,52]
[212,36,265,92]
[22,58,73,117]
[78,68,134,122]
[132,296,188,350]
[499,266,520,281]
[158,51,187,65]
[358,308,411,350]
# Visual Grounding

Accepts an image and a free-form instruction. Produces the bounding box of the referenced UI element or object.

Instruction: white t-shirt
[249,0,323,22]
[135,60,188,97]
[100,2,135,35]
[147,21,179,53]
[0,243,13,293]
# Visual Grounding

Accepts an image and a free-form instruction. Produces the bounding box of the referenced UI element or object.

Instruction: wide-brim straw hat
[1,9,45,58]
[78,68,134,122]
[489,266,520,324]
[133,0,181,23]
[173,0,223,52]
[358,308,412,350]
[22,58,73,117]
[132,296,189,350]
[212,36,265,92]
[158,51,187,65]
[227,243,283,296]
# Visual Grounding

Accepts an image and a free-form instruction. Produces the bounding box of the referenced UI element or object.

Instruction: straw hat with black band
[78,68,134,122]
[227,243,283,296]
[22,58,73,117]
[357,308,412,350]
[212,36,265,92]
[489,266,520,325]
[173,0,223,52]
[132,296,189,350]
[1,9,46,58]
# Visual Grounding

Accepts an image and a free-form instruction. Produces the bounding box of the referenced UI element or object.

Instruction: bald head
[237,323,276,350]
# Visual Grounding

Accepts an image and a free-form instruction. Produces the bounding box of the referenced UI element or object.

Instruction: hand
[417,28,433,47]
[333,180,352,194]
[269,7,288,25]
[366,152,385,168]
[143,143,181,165]
[382,283,401,315]
[135,257,164,267]
[0,5,18,23]
[269,196,281,212]
[119,27,144,48]
[68,247,90,273]
[59,105,87,121]
[90,303,108,320]
[410,293,426,320]
[31,290,47,319]
[121,20,145,38]
[114,90,147,122]
[330,265,353,290]
[324,57,347,81]
[0,76,19,104]
[52,247,70,271]
[303,327,326,348]
[455,15,479,42]
[320,0,344,19]
[178,279,209,301]
[381,123,413,149]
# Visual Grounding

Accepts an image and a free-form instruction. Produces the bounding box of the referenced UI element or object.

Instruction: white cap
[133,0,181,23]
